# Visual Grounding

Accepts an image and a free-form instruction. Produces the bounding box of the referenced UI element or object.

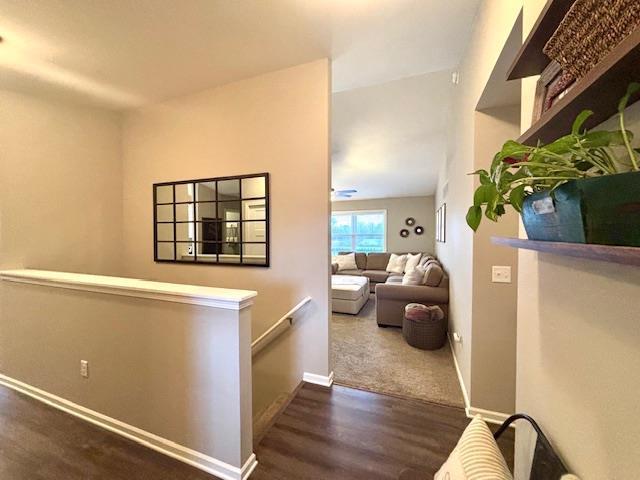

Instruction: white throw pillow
[404,253,422,273]
[402,266,425,286]
[435,415,512,480]
[386,253,407,274]
[334,252,358,271]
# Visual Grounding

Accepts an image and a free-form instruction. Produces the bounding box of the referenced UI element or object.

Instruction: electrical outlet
[80,360,89,378]
[492,266,512,283]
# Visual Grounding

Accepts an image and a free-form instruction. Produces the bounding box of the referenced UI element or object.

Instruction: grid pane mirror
[154,173,269,266]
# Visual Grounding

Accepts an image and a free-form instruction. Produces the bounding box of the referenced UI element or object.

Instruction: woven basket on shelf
[543,0,640,80]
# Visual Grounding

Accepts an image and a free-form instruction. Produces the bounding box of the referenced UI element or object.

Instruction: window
[154,173,269,266]
[331,210,386,256]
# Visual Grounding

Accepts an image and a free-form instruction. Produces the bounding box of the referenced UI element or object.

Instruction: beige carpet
[331,296,465,407]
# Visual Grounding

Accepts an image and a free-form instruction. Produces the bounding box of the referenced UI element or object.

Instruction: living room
[330,70,464,407]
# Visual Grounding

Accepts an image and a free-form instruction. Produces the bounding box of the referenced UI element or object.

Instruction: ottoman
[331,275,369,314]
[402,303,446,350]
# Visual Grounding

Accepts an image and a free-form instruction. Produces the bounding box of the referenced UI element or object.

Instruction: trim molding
[0,270,256,311]
[0,374,257,480]
[447,336,512,427]
[303,371,334,388]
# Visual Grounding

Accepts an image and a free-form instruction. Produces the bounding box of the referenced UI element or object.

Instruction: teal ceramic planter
[521,171,640,246]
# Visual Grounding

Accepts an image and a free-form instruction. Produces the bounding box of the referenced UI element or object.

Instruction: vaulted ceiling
[0,0,480,108]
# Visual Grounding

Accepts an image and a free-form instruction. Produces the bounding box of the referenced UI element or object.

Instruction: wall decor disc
[405,217,416,226]
[400,229,410,238]
[414,226,424,235]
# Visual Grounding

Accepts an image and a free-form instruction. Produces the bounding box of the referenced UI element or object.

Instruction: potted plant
[467,83,640,247]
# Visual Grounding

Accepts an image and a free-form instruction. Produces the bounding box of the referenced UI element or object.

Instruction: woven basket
[402,304,446,351]
[543,0,640,79]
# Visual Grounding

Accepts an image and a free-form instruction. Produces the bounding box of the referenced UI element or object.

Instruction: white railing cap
[0,270,257,311]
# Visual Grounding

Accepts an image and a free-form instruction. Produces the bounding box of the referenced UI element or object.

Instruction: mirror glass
[156,185,173,204]
[154,174,268,266]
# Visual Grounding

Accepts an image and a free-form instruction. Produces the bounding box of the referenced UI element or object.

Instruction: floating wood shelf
[492,237,640,267]
[506,0,574,81]
[518,26,640,146]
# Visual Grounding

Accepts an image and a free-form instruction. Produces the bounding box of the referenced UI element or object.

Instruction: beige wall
[470,106,520,414]
[514,1,640,478]
[436,0,522,411]
[120,59,331,418]
[0,281,253,469]
[332,196,435,254]
[0,89,123,275]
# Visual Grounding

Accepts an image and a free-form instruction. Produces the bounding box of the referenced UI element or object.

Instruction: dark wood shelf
[519,26,640,146]
[492,237,640,266]
[506,0,574,81]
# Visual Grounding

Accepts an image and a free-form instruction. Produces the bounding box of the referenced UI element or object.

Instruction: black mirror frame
[153,172,270,267]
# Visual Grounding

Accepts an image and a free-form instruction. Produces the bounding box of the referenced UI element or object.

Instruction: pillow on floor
[386,254,407,274]
[334,252,358,271]
[435,415,512,480]
[404,253,422,273]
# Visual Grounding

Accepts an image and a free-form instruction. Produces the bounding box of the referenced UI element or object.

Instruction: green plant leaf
[572,110,594,135]
[466,206,482,231]
[618,82,640,112]
[469,169,491,185]
[509,184,527,213]
[544,134,576,154]
[473,184,498,206]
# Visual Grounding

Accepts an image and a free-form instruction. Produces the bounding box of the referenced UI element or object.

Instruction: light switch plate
[492,266,512,283]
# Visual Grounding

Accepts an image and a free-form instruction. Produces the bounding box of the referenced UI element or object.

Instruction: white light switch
[492,266,512,283]
[80,360,89,378]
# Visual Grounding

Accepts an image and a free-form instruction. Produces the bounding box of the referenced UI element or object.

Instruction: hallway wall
[514,1,640,478]
[0,89,123,275]
[435,0,522,416]
[120,59,332,418]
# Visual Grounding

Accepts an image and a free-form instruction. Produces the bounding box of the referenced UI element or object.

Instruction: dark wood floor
[0,382,513,479]
[0,384,217,480]
[252,383,514,479]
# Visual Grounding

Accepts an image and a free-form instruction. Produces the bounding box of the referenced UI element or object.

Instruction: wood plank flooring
[252,383,514,479]
[0,381,513,479]
[0,384,218,480]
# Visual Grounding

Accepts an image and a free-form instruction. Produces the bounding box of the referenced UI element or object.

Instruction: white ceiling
[0,0,481,108]
[332,71,451,200]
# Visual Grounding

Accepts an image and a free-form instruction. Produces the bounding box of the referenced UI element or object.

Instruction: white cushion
[435,415,512,480]
[402,266,425,285]
[334,253,358,271]
[385,254,407,274]
[331,275,368,301]
[404,253,422,273]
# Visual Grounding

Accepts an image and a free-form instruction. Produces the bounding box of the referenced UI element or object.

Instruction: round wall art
[400,229,410,238]
[414,226,424,235]
[405,217,416,226]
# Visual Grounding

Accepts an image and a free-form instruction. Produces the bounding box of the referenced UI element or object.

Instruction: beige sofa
[332,252,449,327]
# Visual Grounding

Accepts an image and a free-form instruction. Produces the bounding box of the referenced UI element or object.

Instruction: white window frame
[331,209,387,254]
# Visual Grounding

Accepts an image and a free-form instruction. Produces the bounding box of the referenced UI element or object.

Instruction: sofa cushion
[334,252,358,271]
[363,270,390,283]
[424,262,444,287]
[366,252,391,271]
[402,266,425,286]
[339,252,367,270]
[338,269,364,276]
[386,253,408,274]
[385,275,403,284]
[404,253,422,273]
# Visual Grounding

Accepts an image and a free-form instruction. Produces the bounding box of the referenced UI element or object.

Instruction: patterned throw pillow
[435,416,512,480]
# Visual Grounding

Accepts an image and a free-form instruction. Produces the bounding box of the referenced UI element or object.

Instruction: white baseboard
[303,371,334,387]
[446,336,512,427]
[0,374,257,480]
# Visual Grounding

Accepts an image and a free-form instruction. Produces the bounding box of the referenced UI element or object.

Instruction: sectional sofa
[331,252,449,327]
